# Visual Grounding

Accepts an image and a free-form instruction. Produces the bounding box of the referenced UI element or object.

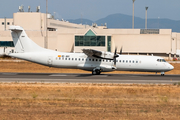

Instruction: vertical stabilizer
[9,26,44,53]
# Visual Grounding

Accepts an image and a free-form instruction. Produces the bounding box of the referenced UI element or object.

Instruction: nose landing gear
[161,72,165,76]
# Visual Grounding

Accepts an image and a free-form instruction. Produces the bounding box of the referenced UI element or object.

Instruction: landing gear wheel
[92,69,101,75]
[161,72,165,76]
[92,71,96,75]
[96,69,101,75]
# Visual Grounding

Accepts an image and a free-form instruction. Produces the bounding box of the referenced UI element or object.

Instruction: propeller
[113,46,123,66]
[113,47,119,66]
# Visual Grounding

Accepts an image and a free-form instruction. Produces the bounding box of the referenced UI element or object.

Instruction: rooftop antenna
[28,6,30,12]
[21,5,24,12]
[19,5,24,12]
[19,6,21,12]
[36,6,40,12]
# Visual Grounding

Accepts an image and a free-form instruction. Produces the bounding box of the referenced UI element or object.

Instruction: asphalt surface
[0,73,180,84]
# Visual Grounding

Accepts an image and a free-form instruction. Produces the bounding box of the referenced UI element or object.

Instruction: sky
[0,0,180,21]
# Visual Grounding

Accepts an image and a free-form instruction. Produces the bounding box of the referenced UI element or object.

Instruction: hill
[68,13,180,32]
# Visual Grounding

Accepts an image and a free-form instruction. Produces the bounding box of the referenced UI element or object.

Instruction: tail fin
[9,26,44,53]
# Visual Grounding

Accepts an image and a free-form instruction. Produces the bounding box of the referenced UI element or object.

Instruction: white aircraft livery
[8,26,174,76]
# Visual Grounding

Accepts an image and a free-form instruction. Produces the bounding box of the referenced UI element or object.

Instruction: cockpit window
[157,59,166,62]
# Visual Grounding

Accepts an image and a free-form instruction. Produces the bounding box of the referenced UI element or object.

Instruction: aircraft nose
[169,64,174,70]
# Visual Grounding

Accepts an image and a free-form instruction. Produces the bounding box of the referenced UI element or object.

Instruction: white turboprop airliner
[8,26,174,76]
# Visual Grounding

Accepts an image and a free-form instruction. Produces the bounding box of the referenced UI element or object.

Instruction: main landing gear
[92,69,101,75]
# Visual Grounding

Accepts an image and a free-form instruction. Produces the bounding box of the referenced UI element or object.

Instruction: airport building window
[107,36,111,52]
[0,41,14,47]
[75,36,105,46]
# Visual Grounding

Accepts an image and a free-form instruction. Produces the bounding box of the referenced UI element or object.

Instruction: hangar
[0,11,180,60]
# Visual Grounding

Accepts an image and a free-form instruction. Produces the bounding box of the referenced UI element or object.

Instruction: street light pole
[145,7,148,29]
[46,0,48,48]
[132,0,135,29]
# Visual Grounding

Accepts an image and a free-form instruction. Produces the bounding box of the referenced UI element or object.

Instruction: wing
[82,49,113,60]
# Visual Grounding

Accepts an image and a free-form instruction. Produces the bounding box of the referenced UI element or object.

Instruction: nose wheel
[161,72,165,76]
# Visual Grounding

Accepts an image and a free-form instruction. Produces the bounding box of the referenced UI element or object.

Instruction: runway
[0,73,180,84]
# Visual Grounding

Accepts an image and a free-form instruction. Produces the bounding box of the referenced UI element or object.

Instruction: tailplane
[9,26,44,53]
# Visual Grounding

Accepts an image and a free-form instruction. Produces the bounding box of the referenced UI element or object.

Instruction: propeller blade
[114,58,116,66]
[113,47,118,66]
[114,47,117,56]
[120,47,123,55]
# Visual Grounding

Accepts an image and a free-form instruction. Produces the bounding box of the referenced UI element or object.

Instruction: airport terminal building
[0,11,180,60]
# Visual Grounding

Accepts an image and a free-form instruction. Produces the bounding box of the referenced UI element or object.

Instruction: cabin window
[99,59,101,62]
[72,58,74,60]
[82,58,84,61]
[79,58,81,61]
[126,60,128,63]
[136,61,138,63]
[119,60,121,62]
[96,59,98,61]
[129,60,131,63]
[65,58,67,60]
[116,60,118,62]
[59,57,61,60]
[106,60,108,62]
[75,58,77,61]
[89,59,91,61]
[133,60,134,63]
[123,60,125,63]
[92,59,94,61]
[69,58,70,60]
